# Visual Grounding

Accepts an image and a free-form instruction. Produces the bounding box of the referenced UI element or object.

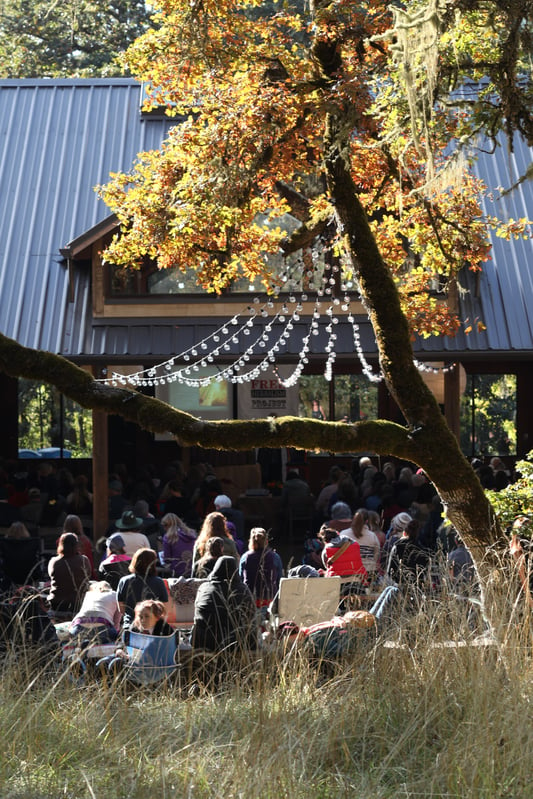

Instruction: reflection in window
[460,374,516,457]
[297,373,379,422]
[18,380,93,457]
[334,375,378,423]
[299,375,329,419]
[147,267,206,294]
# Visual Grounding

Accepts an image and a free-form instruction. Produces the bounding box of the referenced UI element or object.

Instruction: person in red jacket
[319,526,367,581]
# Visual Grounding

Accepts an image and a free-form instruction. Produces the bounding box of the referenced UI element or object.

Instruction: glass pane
[460,374,516,457]
[18,380,93,458]
[231,212,327,294]
[334,374,379,422]
[298,375,329,419]
[147,267,207,294]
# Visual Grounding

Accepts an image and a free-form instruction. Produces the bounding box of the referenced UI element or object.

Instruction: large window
[298,373,379,422]
[460,373,517,457]
[18,380,93,457]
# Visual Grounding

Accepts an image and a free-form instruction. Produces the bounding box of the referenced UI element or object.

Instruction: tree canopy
[99,0,531,334]
[0,0,150,77]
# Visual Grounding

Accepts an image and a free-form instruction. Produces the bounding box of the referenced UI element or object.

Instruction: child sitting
[131,600,174,637]
[96,599,174,677]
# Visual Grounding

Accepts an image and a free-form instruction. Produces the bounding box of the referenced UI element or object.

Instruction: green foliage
[0,0,150,77]
[486,450,533,532]
[460,374,517,457]
[18,379,92,457]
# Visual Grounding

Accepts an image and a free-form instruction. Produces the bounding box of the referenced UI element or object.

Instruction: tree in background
[0,0,150,77]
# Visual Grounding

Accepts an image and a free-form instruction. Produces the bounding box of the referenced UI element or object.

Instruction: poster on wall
[237,366,299,419]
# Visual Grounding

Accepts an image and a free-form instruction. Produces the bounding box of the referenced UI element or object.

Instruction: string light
[103,249,455,391]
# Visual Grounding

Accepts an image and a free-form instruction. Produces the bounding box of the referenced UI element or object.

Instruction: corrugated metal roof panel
[0,79,175,353]
[1,79,532,364]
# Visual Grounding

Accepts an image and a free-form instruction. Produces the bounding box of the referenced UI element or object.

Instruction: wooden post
[92,404,109,541]
[444,364,461,441]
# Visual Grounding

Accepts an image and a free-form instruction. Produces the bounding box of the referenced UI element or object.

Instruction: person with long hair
[116,548,168,630]
[63,513,95,575]
[66,474,93,515]
[341,509,381,579]
[131,599,174,636]
[47,532,91,614]
[192,536,225,578]
[239,528,282,607]
[191,511,239,573]
[5,521,30,539]
[161,512,197,577]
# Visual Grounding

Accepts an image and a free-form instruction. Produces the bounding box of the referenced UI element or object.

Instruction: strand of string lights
[103,243,456,389]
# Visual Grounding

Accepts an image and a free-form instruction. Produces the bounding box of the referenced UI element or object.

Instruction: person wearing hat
[112,509,151,556]
[98,533,132,590]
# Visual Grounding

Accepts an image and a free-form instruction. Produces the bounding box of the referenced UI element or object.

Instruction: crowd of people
[0,453,525,683]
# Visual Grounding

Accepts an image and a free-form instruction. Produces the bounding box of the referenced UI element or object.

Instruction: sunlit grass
[1,596,533,799]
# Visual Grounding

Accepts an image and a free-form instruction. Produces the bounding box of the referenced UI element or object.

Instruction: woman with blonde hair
[69,580,122,642]
[161,512,197,577]
[191,511,239,572]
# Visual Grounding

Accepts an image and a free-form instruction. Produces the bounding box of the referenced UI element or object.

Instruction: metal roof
[0,78,532,364]
[0,79,176,353]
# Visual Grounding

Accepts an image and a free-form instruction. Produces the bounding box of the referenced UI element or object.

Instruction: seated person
[447,533,476,593]
[131,599,174,637]
[386,519,430,587]
[191,556,257,652]
[214,494,245,545]
[239,528,282,607]
[0,523,41,586]
[98,533,132,590]
[116,548,168,630]
[192,536,225,578]
[110,510,151,556]
[319,526,367,582]
[509,515,533,607]
[69,580,122,642]
[96,599,174,676]
[47,532,91,615]
[161,512,197,577]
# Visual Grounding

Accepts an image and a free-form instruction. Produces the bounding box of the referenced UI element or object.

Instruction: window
[334,374,379,423]
[18,380,93,458]
[297,373,379,422]
[460,373,517,457]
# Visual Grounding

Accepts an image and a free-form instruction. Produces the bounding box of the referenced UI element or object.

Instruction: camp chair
[272,576,341,629]
[124,630,178,685]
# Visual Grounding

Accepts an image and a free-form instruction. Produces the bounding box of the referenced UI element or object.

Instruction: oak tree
[2,0,533,623]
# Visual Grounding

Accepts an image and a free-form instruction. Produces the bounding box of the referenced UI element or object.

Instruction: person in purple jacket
[239,528,282,608]
[161,513,197,577]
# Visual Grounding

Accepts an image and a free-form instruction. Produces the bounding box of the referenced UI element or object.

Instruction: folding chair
[273,576,341,629]
[124,630,177,685]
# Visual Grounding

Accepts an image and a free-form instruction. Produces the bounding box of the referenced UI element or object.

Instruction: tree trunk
[321,108,508,628]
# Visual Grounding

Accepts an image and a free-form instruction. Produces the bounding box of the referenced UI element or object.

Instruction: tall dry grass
[1,592,532,799]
